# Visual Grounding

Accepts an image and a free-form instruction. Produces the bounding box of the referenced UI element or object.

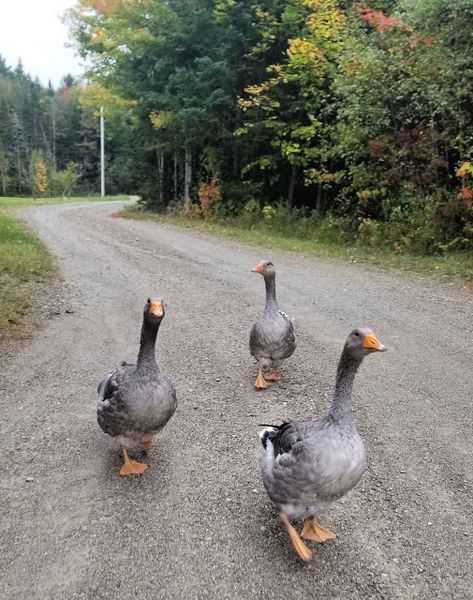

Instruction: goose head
[144,296,165,325]
[251,260,276,278]
[344,327,386,361]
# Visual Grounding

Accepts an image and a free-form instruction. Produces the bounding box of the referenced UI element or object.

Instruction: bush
[198,177,221,217]
[180,202,202,219]
[173,183,473,257]
[50,162,81,198]
[219,180,264,217]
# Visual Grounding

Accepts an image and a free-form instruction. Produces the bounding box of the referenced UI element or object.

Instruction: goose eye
[147,298,151,304]
[354,331,360,337]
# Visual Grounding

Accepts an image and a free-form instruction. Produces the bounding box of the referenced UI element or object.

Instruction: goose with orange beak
[259,327,386,561]
[97,297,177,476]
[249,260,296,389]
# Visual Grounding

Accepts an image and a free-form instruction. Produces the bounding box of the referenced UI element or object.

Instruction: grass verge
[0,195,127,342]
[0,211,54,341]
[0,195,128,209]
[121,204,473,283]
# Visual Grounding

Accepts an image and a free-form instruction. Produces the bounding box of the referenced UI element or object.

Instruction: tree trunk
[173,152,178,202]
[233,106,241,178]
[316,184,322,215]
[51,97,57,173]
[0,170,6,195]
[233,148,239,179]
[287,164,296,210]
[184,146,192,204]
[157,148,164,207]
[16,147,22,194]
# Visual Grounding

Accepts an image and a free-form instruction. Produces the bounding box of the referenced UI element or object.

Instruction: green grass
[0,212,54,340]
[0,195,127,342]
[121,204,473,283]
[0,194,128,209]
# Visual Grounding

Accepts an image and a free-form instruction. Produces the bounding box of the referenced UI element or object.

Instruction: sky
[0,0,82,87]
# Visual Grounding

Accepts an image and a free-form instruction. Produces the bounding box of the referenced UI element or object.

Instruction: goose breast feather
[250,313,296,362]
[97,366,177,441]
[260,421,367,515]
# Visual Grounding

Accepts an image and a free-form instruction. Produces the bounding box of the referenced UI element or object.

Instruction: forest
[2,0,473,255]
[0,56,136,197]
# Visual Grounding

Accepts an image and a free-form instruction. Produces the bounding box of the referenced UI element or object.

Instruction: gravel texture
[0,201,472,599]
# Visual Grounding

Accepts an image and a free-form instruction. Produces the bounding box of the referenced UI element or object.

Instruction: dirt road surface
[1,201,472,599]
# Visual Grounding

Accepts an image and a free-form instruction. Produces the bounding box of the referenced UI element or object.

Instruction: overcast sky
[0,0,82,87]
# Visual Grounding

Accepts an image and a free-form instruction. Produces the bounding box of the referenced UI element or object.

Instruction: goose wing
[97,364,135,436]
[278,310,294,323]
[260,422,301,456]
[249,320,264,356]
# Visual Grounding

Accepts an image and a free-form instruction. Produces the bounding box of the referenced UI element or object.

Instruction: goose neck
[328,351,361,425]
[264,275,278,313]
[137,320,160,369]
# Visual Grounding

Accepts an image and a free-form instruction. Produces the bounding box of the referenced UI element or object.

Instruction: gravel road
[1,201,472,600]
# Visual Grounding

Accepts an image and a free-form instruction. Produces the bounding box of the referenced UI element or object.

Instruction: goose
[97,297,177,476]
[249,260,296,389]
[259,327,386,560]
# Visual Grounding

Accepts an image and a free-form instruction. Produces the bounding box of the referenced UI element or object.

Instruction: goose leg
[255,365,269,389]
[265,368,281,381]
[119,446,148,477]
[141,440,153,451]
[301,517,336,543]
[279,513,313,561]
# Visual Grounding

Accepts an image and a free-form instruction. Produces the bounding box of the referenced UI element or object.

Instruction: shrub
[50,162,81,198]
[180,202,202,219]
[198,177,221,217]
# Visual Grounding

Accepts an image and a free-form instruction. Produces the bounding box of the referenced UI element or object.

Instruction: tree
[66,0,255,206]
[0,150,9,195]
[238,0,348,210]
[30,150,49,197]
[0,54,112,197]
[59,0,473,252]
[51,162,81,198]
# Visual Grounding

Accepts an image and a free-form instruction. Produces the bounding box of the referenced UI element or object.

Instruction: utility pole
[100,106,105,197]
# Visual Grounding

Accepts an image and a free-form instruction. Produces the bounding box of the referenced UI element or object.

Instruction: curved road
[1,201,472,599]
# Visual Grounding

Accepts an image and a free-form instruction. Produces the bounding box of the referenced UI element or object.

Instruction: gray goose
[97,297,177,476]
[249,260,296,389]
[259,327,386,560]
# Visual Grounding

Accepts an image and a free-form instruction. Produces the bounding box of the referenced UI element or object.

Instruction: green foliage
[52,0,473,255]
[51,162,82,197]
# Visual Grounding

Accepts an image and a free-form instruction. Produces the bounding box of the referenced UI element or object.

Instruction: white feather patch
[259,426,277,440]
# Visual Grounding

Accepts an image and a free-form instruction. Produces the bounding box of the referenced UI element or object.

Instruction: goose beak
[252,262,265,273]
[363,333,386,352]
[150,300,164,317]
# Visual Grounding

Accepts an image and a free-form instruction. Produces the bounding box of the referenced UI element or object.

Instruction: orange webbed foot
[120,446,149,477]
[265,369,281,381]
[279,513,313,561]
[120,460,148,477]
[255,370,269,389]
[301,517,336,543]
